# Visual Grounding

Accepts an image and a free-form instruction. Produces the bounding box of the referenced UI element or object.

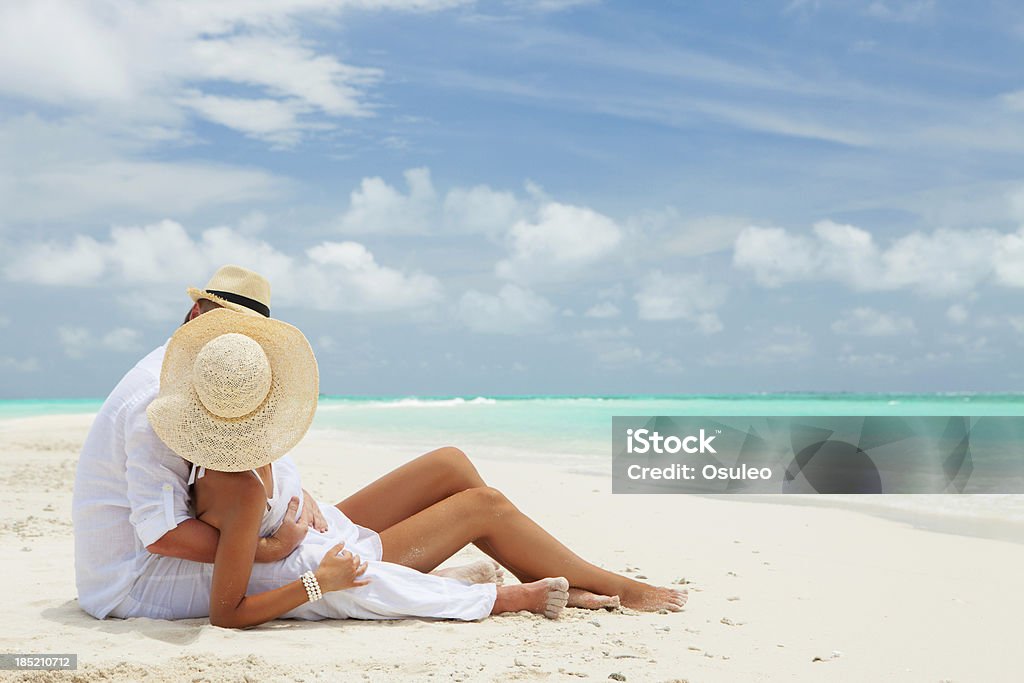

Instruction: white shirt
[72,344,194,619]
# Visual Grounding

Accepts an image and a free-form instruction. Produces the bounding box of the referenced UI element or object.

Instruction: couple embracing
[72,265,687,628]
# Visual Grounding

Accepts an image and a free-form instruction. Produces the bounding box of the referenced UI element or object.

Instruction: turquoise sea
[3,394,1022,541]
[3,393,1023,454]
[312,393,1024,456]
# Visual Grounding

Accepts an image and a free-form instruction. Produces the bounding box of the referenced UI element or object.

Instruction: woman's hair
[180,299,222,327]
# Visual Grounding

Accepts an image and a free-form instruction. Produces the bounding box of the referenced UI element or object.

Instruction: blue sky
[2,0,1024,398]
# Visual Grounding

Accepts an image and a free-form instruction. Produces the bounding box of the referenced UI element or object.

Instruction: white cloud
[510,0,599,11]
[0,1,135,105]
[0,1,473,145]
[703,325,813,366]
[1003,90,1024,113]
[56,325,140,357]
[0,316,8,328]
[8,220,211,287]
[338,168,438,234]
[53,160,287,216]
[882,228,995,294]
[854,180,1024,230]
[994,230,1024,286]
[584,302,621,319]
[783,0,822,15]
[634,271,726,334]
[58,326,92,359]
[304,241,443,311]
[443,184,523,236]
[457,285,555,334]
[0,2,471,226]
[689,100,871,147]
[831,308,916,337]
[336,168,527,236]
[336,171,760,286]
[5,236,108,286]
[496,202,622,282]
[5,219,442,314]
[572,326,682,372]
[939,332,998,361]
[946,304,969,325]
[0,116,290,221]
[180,93,318,146]
[838,351,900,368]
[101,327,144,353]
[594,344,668,369]
[759,326,814,360]
[573,326,633,341]
[734,221,1024,297]
[0,356,39,373]
[866,0,935,23]
[333,169,630,284]
[630,211,749,257]
[187,33,379,119]
[732,225,820,287]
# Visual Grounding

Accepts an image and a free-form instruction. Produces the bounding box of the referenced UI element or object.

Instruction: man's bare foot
[567,587,621,610]
[432,559,505,586]
[492,577,570,619]
[620,583,688,612]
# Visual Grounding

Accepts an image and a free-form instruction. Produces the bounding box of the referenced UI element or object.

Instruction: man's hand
[303,489,329,532]
[254,496,312,562]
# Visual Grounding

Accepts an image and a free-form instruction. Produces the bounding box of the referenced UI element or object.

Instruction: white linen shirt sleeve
[124,390,193,548]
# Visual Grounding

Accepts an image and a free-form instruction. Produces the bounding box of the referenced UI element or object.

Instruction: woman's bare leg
[338,446,636,609]
[335,446,514,584]
[335,447,486,532]
[378,486,687,612]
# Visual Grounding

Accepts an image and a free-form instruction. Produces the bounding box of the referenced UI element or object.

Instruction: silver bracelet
[300,570,323,602]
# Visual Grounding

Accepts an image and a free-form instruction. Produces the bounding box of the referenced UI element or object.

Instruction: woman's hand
[315,542,370,593]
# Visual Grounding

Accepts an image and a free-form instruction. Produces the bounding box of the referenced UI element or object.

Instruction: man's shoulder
[135,344,168,378]
[123,344,168,390]
[98,344,168,416]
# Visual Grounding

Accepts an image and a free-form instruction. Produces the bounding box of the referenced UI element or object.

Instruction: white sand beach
[2,413,1023,682]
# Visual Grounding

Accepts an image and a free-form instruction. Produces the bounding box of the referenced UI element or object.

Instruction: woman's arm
[199,472,311,628]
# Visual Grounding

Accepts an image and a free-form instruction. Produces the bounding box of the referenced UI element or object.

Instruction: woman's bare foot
[431,559,505,586]
[567,587,621,610]
[492,578,570,619]
[620,583,688,612]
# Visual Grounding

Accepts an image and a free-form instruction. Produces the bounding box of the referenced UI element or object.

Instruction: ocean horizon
[3,393,1023,439]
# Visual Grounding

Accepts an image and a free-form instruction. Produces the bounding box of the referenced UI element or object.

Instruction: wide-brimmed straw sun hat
[147,308,318,471]
[188,264,272,318]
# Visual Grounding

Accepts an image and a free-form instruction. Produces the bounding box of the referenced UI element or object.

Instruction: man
[72,264,501,619]
[72,265,325,618]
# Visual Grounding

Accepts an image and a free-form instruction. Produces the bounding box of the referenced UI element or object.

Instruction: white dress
[186,456,496,622]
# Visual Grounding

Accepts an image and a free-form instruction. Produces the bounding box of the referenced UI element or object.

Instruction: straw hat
[147,308,318,471]
[188,264,272,318]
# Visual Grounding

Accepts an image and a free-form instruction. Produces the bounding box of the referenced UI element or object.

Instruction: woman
[150,309,685,627]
